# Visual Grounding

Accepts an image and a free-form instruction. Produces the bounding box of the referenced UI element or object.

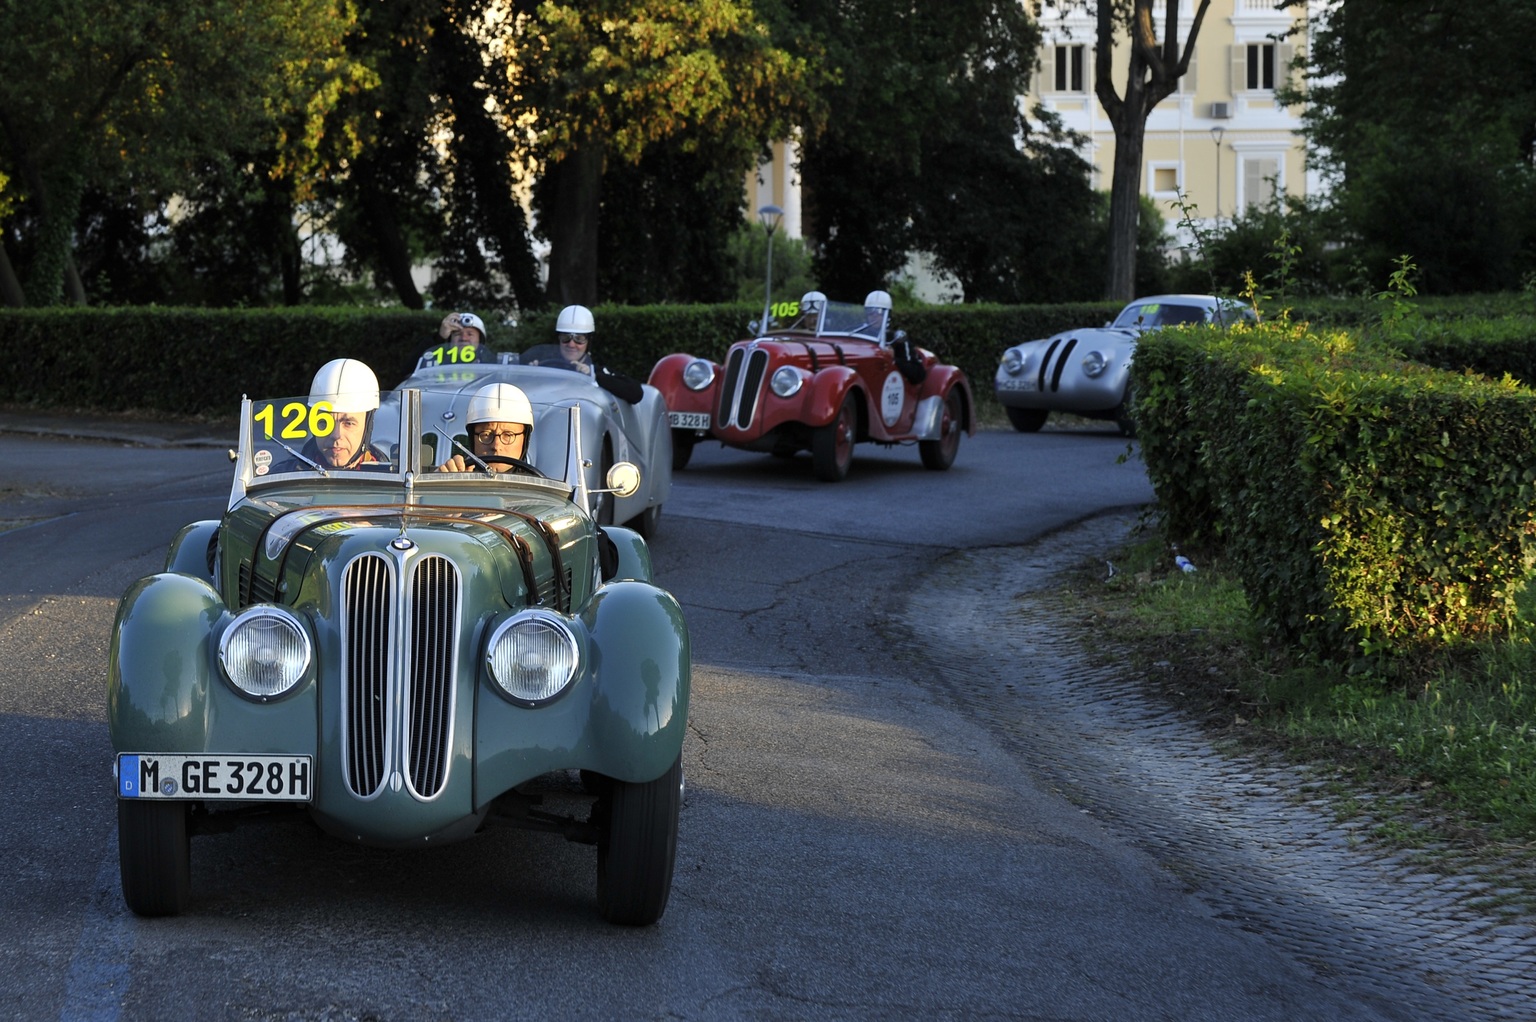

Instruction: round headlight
[769,366,803,398]
[1002,350,1026,375]
[1081,350,1108,378]
[219,606,311,700]
[486,611,579,705]
[682,359,715,391]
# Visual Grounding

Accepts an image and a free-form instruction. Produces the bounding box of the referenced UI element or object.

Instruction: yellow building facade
[1031,0,1319,247]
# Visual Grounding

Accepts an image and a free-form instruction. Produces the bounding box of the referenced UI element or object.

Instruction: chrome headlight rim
[485,609,580,707]
[769,365,803,398]
[682,359,715,391]
[218,605,312,702]
[1002,350,1026,376]
[1081,349,1109,378]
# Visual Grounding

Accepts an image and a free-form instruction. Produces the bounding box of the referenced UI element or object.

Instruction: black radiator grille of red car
[720,346,770,429]
[341,552,459,800]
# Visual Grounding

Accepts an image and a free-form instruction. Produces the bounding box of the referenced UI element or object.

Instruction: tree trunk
[543,144,603,306]
[0,231,26,306]
[1103,126,1145,301]
[368,189,424,309]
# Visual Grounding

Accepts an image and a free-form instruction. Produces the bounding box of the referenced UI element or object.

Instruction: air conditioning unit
[1210,101,1233,119]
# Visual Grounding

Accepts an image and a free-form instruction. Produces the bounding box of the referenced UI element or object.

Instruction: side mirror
[605,462,641,498]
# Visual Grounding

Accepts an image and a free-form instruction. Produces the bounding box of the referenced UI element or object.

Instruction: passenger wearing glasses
[436,382,539,474]
[521,305,644,404]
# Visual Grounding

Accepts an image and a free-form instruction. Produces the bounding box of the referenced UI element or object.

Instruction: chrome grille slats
[720,346,770,430]
[342,553,393,797]
[406,555,457,798]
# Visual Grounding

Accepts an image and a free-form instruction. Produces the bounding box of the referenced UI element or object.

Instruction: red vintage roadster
[648,293,974,481]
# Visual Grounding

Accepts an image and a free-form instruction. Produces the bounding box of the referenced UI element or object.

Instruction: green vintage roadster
[108,384,689,925]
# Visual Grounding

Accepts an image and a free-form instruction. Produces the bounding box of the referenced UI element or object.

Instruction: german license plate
[997,379,1038,393]
[668,411,711,430]
[117,753,312,802]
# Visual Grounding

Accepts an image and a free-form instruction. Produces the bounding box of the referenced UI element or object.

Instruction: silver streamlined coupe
[994,294,1254,435]
[401,353,672,536]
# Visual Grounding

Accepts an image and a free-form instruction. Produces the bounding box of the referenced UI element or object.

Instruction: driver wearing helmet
[278,358,388,471]
[437,382,537,474]
[797,290,827,329]
[521,304,644,404]
[859,289,927,386]
[855,289,892,339]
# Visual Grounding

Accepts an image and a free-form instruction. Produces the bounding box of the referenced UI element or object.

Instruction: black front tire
[118,799,191,917]
[671,431,696,470]
[812,393,856,482]
[1005,406,1048,432]
[596,754,682,926]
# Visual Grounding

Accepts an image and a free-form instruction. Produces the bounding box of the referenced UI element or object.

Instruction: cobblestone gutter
[896,511,1536,1022]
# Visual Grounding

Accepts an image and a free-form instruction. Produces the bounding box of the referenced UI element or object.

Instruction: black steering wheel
[478,454,546,478]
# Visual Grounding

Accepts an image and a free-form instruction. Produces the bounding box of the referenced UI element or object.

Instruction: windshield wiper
[270,437,328,475]
[435,426,491,472]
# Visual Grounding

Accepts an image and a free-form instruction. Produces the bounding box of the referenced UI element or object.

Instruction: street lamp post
[1209,126,1226,224]
[757,203,783,337]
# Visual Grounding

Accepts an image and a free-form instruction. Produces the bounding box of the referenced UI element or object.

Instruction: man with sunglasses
[436,382,537,473]
[522,305,643,404]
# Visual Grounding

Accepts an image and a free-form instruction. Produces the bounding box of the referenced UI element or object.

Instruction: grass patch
[1053,521,1536,850]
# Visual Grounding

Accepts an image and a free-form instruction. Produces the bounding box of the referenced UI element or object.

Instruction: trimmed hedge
[0,302,1124,418]
[1134,320,1536,667]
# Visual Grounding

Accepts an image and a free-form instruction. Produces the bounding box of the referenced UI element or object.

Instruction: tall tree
[1089,0,1211,301]
[512,0,819,306]
[0,0,363,306]
[791,0,1094,302]
[1288,0,1536,293]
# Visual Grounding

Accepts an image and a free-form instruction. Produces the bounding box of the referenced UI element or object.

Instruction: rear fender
[918,366,976,435]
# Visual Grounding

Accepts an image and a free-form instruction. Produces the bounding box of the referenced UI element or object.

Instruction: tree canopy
[1289,0,1536,293]
[0,0,366,305]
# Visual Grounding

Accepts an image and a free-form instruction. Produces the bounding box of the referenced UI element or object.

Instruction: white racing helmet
[863,289,893,312]
[800,291,827,315]
[466,382,534,428]
[309,358,380,413]
[555,304,595,335]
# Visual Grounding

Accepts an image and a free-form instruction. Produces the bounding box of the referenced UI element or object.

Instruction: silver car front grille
[1039,337,1079,393]
[341,552,460,800]
[720,346,770,429]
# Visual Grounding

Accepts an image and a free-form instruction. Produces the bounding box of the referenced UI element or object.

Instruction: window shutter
[1180,41,1199,93]
[1242,157,1280,211]
[1231,45,1247,93]
[1277,43,1295,90]
[1039,44,1055,94]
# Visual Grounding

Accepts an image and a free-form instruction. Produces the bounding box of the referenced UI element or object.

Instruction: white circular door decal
[880,371,905,426]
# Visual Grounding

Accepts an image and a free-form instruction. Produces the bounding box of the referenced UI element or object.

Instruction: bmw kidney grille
[340,552,460,800]
[720,346,770,429]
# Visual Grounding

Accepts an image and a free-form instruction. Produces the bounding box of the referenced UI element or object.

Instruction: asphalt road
[0,422,1489,1021]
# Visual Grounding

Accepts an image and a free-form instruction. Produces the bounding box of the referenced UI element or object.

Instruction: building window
[1246,43,1275,90]
[1150,163,1181,196]
[1240,155,1282,211]
[1055,45,1086,93]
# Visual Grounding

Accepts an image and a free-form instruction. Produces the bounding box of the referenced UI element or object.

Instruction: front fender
[802,365,861,427]
[474,580,689,796]
[648,353,717,417]
[603,525,652,582]
[165,520,220,581]
[108,572,319,759]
